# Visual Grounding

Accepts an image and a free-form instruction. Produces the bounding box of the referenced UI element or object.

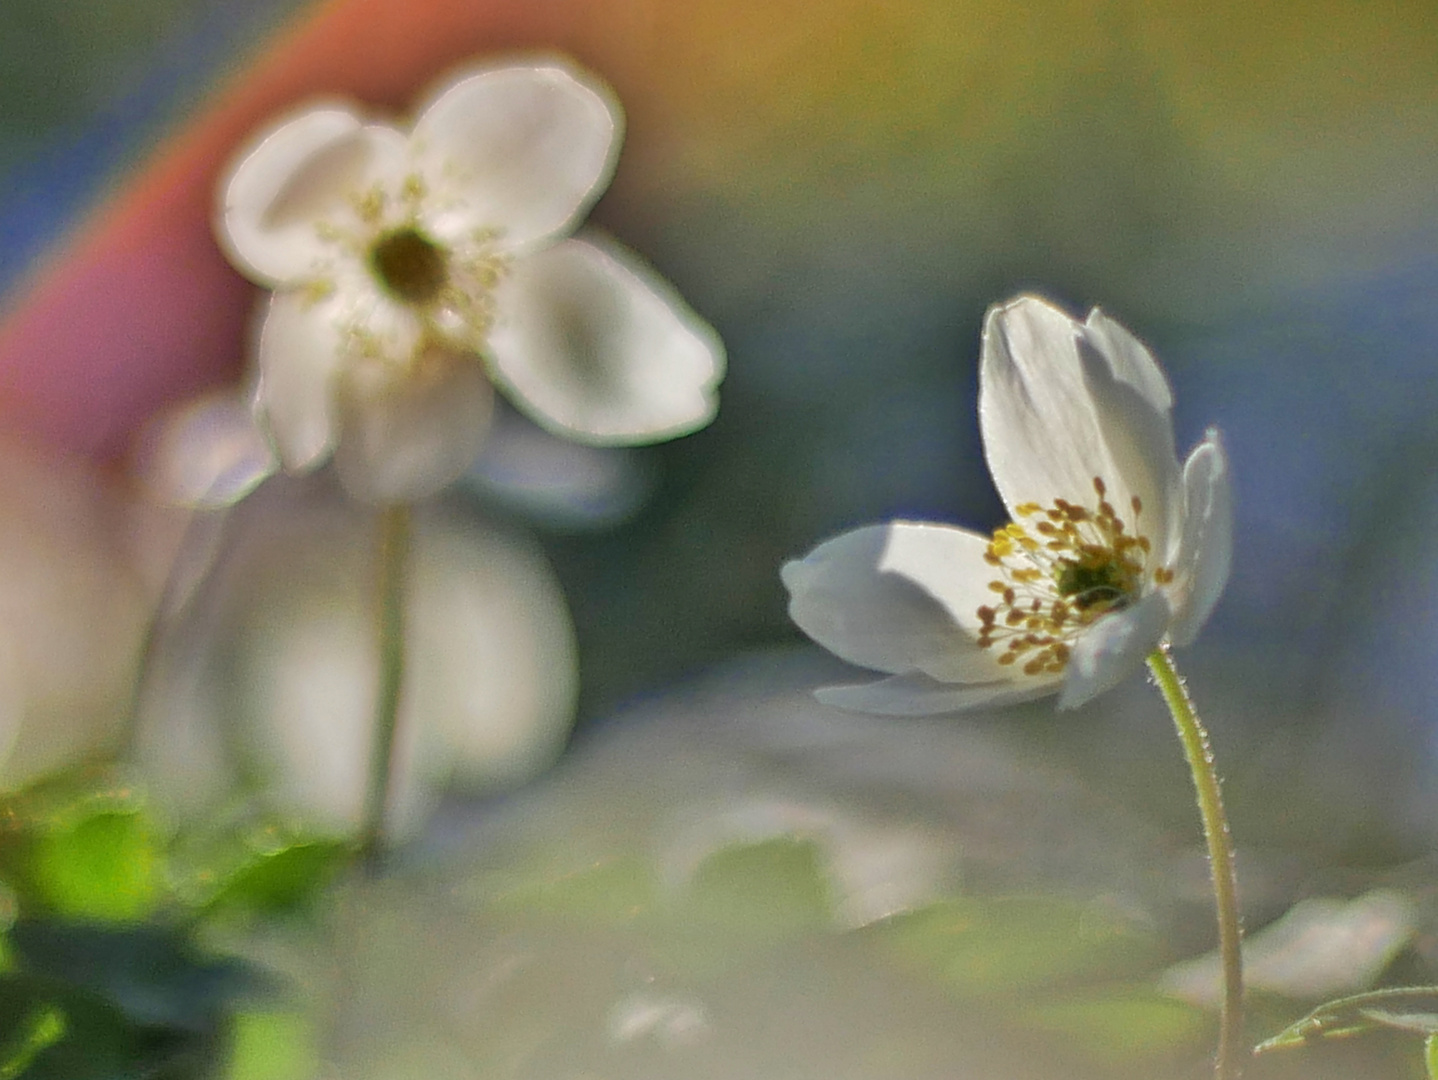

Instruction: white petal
[407,514,578,789]
[1161,890,1415,1005]
[220,109,407,284]
[468,406,651,528]
[1167,430,1233,647]
[410,63,619,251]
[1080,308,1173,415]
[1076,309,1183,556]
[781,522,1009,684]
[980,295,1125,516]
[253,289,348,472]
[135,391,277,508]
[333,348,495,503]
[486,237,723,444]
[1058,591,1171,709]
[816,672,1060,716]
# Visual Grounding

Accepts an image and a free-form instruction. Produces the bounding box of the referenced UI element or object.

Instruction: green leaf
[685,837,830,935]
[0,997,64,1080]
[224,1012,318,1080]
[1022,987,1210,1065]
[7,920,272,1031]
[1256,986,1438,1052]
[0,972,224,1080]
[198,841,350,921]
[1426,1032,1438,1080]
[484,855,658,924]
[872,896,1158,997]
[28,811,159,922]
[0,776,161,923]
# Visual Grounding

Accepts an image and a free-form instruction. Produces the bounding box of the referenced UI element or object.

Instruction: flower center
[370,227,449,305]
[975,477,1170,676]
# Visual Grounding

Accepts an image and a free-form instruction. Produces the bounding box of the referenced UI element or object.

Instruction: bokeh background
[4,0,1438,1075]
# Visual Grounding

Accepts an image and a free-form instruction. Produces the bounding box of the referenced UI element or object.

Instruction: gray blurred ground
[221,653,1431,1079]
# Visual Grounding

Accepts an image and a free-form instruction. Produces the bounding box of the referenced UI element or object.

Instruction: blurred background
[3,0,1438,1076]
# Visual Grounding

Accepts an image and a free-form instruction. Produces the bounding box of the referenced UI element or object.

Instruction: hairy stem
[360,503,412,867]
[1148,643,1245,1079]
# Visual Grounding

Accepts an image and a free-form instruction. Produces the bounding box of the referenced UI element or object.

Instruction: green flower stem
[360,503,413,868]
[1147,643,1245,1080]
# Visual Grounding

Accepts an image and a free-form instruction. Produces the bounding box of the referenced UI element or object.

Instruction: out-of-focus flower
[1162,889,1415,1004]
[0,436,156,787]
[135,479,577,838]
[782,294,1232,715]
[215,59,723,503]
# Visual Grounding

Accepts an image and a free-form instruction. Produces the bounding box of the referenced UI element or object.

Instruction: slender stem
[1147,643,1245,1079]
[359,503,413,868]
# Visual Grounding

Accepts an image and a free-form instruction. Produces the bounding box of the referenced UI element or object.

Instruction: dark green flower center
[370,227,448,304]
[1054,555,1134,612]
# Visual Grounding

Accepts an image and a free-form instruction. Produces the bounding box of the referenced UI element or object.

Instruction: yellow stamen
[975,476,1173,676]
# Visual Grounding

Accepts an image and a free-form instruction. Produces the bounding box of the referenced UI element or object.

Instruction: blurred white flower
[135,479,577,839]
[134,390,279,509]
[216,59,723,503]
[782,294,1232,714]
[0,435,154,787]
[1162,890,1415,1004]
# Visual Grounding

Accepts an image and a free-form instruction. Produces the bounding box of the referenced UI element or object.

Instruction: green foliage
[1257,985,1438,1054]
[194,840,350,921]
[685,837,830,935]
[486,854,658,923]
[28,811,160,921]
[0,770,351,1080]
[872,895,1159,996]
[469,838,1204,1070]
[0,1004,64,1080]
[0,921,264,1079]
[223,1012,318,1080]
[1021,987,1210,1065]
[0,779,160,922]
[860,895,1207,1066]
[7,920,270,1029]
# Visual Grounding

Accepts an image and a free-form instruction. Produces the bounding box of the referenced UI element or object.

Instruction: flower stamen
[976,476,1164,676]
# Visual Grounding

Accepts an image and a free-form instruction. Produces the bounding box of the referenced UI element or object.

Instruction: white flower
[781,294,1232,714]
[217,60,723,503]
[135,486,579,840]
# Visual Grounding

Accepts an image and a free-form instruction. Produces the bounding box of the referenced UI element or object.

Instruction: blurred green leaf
[29,811,159,921]
[685,837,829,934]
[197,841,350,921]
[0,971,222,1080]
[0,997,64,1080]
[486,854,658,924]
[0,776,161,922]
[624,838,834,976]
[8,920,270,1031]
[0,776,318,1080]
[871,896,1158,997]
[1021,987,1209,1065]
[223,1012,317,1080]
[1256,985,1438,1053]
